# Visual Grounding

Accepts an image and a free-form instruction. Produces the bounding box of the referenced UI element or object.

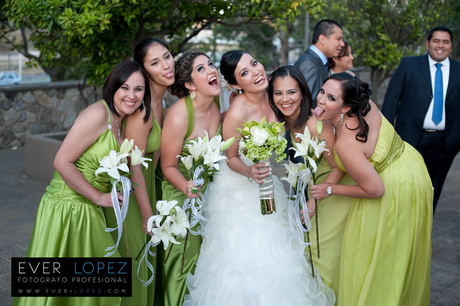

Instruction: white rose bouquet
[95,138,152,257]
[237,117,287,215]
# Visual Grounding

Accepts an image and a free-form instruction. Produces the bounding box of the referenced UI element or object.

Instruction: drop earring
[189,91,196,100]
[338,113,344,125]
[238,89,243,94]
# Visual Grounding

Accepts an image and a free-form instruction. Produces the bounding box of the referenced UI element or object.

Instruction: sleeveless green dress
[104,116,161,306]
[306,121,354,301]
[155,96,217,306]
[13,100,121,306]
[336,117,433,306]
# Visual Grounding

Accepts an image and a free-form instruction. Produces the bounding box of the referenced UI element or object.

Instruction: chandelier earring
[338,113,344,125]
[189,91,196,100]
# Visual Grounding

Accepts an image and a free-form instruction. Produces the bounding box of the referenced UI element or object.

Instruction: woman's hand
[142,214,152,235]
[310,183,330,201]
[93,192,122,208]
[247,162,272,184]
[300,198,317,223]
[185,180,201,199]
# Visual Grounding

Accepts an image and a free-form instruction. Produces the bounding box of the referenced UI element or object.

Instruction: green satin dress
[306,121,354,303]
[13,100,121,306]
[104,116,161,306]
[336,117,433,306]
[155,96,217,306]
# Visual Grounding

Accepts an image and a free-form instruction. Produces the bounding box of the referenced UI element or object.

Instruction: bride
[183,50,335,306]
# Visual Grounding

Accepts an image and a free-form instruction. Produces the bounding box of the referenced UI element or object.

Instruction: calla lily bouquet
[95,138,152,257]
[137,200,190,286]
[237,117,287,215]
[178,131,235,232]
[282,125,329,277]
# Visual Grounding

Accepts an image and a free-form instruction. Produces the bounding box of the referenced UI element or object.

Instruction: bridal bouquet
[237,117,287,215]
[95,138,152,257]
[137,200,190,286]
[179,131,235,233]
[283,125,329,276]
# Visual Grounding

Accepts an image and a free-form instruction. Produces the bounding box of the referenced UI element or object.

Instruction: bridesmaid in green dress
[267,65,354,300]
[310,73,433,306]
[103,38,174,306]
[13,61,151,306]
[156,50,221,306]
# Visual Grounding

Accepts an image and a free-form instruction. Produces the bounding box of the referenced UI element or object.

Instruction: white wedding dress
[183,157,335,306]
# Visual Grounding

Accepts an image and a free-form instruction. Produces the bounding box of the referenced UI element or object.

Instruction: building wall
[0,81,98,149]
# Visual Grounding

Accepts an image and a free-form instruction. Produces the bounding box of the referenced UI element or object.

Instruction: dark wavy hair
[327,41,350,70]
[103,61,151,122]
[168,50,209,98]
[328,72,372,142]
[133,38,170,67]
[220,49,246,85]
[268,65,312,130]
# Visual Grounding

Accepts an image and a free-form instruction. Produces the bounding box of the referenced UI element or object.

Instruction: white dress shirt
[423,56,450,130]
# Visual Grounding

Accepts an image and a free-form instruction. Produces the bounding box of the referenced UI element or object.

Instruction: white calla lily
[130,145,152,168]
[156,200,179,216]
[149,218,180,250]
[203,147,227,171]
[95,150,130,180]
[119,138,135,154]
[168,207,190,238]
[179,155,194,171]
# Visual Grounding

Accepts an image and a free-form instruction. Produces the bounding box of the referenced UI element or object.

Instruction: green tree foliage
[314,0,456,100]
[4,0,323,84]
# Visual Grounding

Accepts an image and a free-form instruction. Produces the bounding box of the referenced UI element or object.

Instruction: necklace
[114,117,122,142]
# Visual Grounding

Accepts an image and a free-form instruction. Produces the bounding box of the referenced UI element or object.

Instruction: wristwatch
[326,183,333,196]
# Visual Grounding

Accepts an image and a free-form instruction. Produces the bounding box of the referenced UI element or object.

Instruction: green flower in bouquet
[237,117,287,162]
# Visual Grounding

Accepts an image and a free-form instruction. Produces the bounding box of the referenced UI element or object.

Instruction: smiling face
[334,45,354,72]
[233,53,267,93]
[313,79,346,123]
[114,71,145,117]
[426,30,452,62]
[143,43,175,87]
[272,76,302,120]
[186,55,221,97]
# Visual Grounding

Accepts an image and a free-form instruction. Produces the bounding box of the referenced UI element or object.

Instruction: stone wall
[0,81,98,149]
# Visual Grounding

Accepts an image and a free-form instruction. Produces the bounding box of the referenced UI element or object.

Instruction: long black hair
[328,72,372,142]
[268,65,312,130]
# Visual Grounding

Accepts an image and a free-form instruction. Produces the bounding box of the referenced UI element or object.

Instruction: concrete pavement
[0,146,459,306]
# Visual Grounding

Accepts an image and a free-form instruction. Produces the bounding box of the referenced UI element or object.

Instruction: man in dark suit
[382,26,460,212]
[294,19,344,103]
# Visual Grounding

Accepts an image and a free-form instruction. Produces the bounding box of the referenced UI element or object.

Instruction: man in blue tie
[382,26,460,212]
[294,19,344,105]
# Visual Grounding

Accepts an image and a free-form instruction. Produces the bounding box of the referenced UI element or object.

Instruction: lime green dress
[306,122,354,303]
[155,96,217,306]
[13,100,121,306]
[104,116,161,306]
[336,117,433,306]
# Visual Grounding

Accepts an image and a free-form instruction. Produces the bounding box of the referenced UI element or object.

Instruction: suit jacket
[382,54,460,157]
[294,48,329,104]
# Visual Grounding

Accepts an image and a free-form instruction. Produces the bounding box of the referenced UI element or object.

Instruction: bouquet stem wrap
[104,176,131,257]
[183,165,207,235]
[259,159,276,215]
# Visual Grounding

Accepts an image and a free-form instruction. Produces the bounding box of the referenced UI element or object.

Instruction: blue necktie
[432,63,443,125]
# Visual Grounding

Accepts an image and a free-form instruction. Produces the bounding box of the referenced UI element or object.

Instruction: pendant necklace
[114,117,122,142]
